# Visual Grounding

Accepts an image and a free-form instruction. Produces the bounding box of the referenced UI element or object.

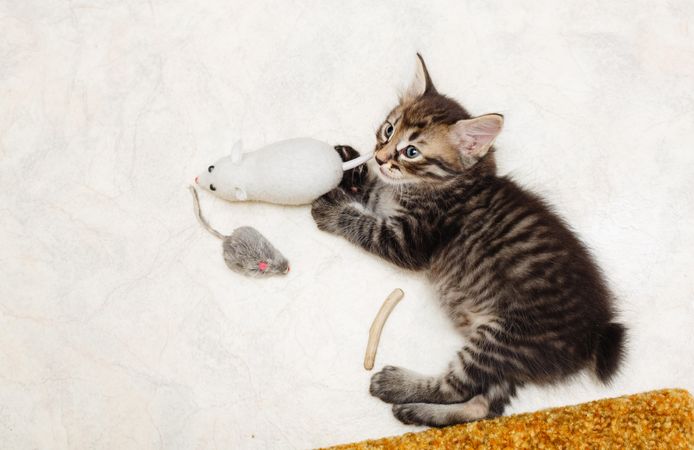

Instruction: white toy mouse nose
[195,176,199,184]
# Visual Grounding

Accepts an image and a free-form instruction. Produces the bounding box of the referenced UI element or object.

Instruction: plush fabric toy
[195,138,372,205]
[189,186,290,277]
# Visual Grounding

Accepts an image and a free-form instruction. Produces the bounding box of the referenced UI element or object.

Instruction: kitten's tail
[594,322,626,383]
[189,186,225,240]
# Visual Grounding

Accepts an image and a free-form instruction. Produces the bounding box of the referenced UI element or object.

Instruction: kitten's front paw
[370,365,414,404]
[334,145,368,195]
[334,145,360,161]
[311,188,349,233]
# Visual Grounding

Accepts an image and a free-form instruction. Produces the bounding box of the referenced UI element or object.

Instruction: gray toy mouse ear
[230,139,243,163]
[234,187,247,201]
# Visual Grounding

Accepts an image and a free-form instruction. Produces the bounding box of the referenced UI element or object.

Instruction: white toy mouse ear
[230,139,244,163]
[234,187,247,201]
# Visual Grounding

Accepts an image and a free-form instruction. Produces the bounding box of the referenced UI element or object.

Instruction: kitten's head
[373,54,503,187]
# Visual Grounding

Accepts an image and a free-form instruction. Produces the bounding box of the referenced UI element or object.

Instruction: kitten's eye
[209,184,216,191]
[385,123,394,138]
[380,122,394,142]
[208,165,215,173]
[402,145,420,159]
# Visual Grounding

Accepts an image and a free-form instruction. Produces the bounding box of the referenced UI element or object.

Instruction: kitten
[312,55,626,427]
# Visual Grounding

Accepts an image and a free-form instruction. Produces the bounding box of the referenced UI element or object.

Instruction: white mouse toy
[195,138,372,205]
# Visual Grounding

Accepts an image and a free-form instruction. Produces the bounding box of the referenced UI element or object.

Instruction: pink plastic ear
[258,261,268,271]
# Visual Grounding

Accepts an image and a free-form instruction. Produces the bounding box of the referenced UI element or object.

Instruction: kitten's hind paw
[392,403,424,425]
[392,403,451,427]
[392,396,491,427]
[370,365,418,404]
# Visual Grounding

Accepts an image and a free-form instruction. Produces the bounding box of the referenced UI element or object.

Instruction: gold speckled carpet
[326,389,693,449]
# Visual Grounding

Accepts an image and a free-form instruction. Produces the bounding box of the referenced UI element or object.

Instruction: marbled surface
[1,1,693,449]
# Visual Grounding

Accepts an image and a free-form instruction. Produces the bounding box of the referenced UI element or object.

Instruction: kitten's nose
[375,154,387,165]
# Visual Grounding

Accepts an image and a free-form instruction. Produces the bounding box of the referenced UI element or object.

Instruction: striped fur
[311,55,626,427]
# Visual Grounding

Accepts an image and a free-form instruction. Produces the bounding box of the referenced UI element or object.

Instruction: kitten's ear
[403,53,436,102]
[449,114,504,162]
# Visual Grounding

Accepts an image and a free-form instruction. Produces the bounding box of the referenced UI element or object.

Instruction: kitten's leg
[370,323,518,404]
[369,366,469,404]
[311,191,429,270]
[369,348,479,405]
[392,395,488,426]
[371,325,519,426]
[391,382,514,427]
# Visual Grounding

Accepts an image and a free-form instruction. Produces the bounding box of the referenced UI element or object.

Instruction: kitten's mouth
[379,165,403,180]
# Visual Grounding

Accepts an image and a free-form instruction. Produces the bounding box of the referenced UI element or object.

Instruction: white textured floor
[1,1,693,448]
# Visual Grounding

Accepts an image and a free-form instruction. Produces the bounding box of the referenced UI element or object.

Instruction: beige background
[1,0,693,448]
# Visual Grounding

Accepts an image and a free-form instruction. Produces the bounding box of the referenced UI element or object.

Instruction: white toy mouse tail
[341,152,374,171]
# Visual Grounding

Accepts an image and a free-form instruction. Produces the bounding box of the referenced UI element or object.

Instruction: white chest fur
[369,185,402,218]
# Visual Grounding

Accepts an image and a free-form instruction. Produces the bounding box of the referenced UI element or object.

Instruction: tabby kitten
[311,55,626,427]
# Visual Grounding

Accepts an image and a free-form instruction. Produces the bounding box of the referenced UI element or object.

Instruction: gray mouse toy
[189,186,290,277]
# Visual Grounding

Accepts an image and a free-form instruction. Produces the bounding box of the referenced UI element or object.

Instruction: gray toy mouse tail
[189,186,225,240]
